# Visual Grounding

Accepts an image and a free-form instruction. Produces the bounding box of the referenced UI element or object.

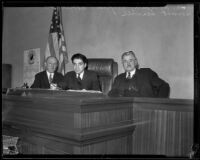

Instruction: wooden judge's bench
[2,89,135,154]
[2,89,193,156]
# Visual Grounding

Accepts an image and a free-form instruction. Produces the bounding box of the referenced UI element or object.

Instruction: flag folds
[44,7,68,75]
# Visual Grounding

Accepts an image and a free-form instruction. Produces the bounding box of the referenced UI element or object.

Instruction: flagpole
[58,7,68,70]
[59,7,63,25]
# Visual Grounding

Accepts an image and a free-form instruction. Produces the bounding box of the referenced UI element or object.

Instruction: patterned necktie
[49,73,53,84]
[127,72,131,79]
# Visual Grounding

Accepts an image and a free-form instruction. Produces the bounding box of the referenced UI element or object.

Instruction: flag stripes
[44,7,68,75]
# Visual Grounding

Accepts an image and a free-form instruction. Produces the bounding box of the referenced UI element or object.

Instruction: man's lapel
[82,70,87,81]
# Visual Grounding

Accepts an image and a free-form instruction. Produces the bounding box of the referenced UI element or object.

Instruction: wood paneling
[132,97,193,156]
[3,89,193,155]
[3,89,135,154]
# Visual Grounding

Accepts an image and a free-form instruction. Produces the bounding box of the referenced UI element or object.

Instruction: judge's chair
[87,58,118,94]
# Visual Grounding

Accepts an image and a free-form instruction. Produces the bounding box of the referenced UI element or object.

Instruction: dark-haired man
[60,53,101,91]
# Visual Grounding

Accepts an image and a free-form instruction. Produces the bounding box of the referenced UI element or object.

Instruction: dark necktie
[77,73,82,90]
[77,74,81,81]
[127,72,131,79]
[49,73,53,84]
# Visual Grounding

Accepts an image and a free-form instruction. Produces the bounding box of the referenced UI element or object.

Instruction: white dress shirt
[126,69,136,79]
[46,71,54,83]
[76,71,84,80]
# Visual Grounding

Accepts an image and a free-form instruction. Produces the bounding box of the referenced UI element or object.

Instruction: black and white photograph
[2,1,200,159]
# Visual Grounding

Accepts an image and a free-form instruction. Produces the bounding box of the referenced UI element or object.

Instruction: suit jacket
[60,70,101,91]
[30,71,64,89]
[108,68,170,98]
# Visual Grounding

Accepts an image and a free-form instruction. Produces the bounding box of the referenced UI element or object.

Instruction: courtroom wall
[2,5,193,99]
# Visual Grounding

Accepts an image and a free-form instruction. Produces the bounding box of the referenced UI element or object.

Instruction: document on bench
[67,89,102,94]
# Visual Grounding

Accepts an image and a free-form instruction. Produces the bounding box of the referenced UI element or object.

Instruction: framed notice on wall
[23,48,40,87]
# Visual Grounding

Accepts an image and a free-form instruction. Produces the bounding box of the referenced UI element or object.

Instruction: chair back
[87,58,118,94]
[2,64,12,93]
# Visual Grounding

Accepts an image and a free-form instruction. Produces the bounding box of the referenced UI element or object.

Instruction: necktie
[49,73,53,84]
[127,72,131,79]
[77,74,81,81]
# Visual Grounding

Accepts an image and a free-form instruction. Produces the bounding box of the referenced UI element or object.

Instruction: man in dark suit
[31,56,64,89]
[108,51,170,98]
[60,53,101,91]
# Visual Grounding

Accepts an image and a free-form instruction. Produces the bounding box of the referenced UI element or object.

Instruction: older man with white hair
[31,56,64,89]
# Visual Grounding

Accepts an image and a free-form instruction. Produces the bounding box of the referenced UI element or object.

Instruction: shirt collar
[76,71,84,80]
[46,71,54,77]
[126,69,136,78]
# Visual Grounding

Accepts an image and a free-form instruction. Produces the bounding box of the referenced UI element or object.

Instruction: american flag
[44,7,68,75]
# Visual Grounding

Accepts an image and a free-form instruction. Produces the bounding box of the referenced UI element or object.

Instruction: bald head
[45,56,58,73]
